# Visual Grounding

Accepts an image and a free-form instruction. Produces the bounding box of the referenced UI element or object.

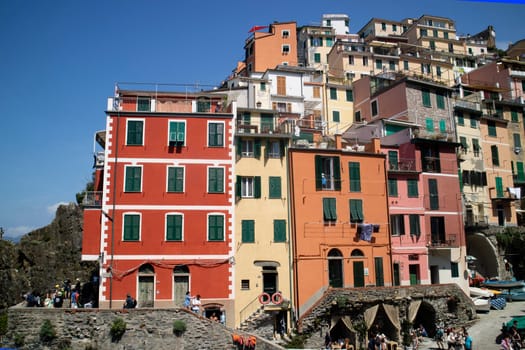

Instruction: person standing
[464,331,472,350]
[183,291,192,309]
[191,294,201,314]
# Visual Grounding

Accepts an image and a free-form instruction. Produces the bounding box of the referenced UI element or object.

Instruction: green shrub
[172,319,187,336]
[39,319,57,343]
[0,312,7,336]
[110,317,126,342]
[283,334,306,348]
[14,333,25,347]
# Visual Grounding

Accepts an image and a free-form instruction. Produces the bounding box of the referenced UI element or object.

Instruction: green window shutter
[451,262,459,278]
[208,215,224,241]
[279,139,286,158]
[242,112,251,124]
[166,215,182,241]
[376,59,382,69]
[349,162,361,192]
[495,177,504,197]
[457,112,464,125]
[488,121,497,136]
[254,176,261,198]
[439,119,446,133]
[315,155,323,190]
[388,178,398,196]
[209,123,224,147]
[242,220,255,243]
[208,168,224,193]
[349,199,363,223]
[491,145,500,166]
[330,88,337,100]
[123,214,140,241]
[314,53,321,63]
[236,176,241,198]
[470,117,477,128]
[429,179,439,210]
[426,118,434,132]
[236,138,242,157]
[333,157,341,191]
[254,139,261,158]
[332,111,340,122]
[260,82,266,91]
[388,151,398,169]
[169,121,185,143]
[409,214,420,236]
[436,93,445,109]
[125,166,141,192]
[460,136,468,150]
[516,162,525,182]
[168,167,184,192]
[407,179,418,197]
[323,198,337,221]
[273,220,286,242]
[472,138,480,154]
[137,97,150,112]
[375,257,384,287]
[422,90,431,107]
[127,120,144,145]
[512,110,519,122]
[403,60,409,70]
[346,90,353,102]
[269,176,281,198]
[436,66,442,77]
[514,134,522,148]
[326,37,333,47]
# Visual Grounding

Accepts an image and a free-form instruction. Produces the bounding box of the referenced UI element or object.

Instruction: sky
[1,0,524,240]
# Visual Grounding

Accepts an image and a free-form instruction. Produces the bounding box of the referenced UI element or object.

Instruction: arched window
[173,265,190,307]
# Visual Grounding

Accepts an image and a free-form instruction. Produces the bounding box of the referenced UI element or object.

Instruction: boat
[482,279,525,289]
[499,286,525,302]
[471,296,491,313]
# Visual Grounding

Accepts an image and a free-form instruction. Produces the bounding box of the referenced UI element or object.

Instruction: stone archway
[466,232,499,279]
[411,300,437,337]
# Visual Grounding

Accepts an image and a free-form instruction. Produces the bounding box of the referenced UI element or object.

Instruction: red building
[82,86,236,322]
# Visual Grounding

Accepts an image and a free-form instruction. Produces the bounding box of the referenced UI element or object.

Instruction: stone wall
[3,307,285,350]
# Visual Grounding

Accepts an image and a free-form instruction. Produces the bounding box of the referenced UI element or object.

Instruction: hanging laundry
[359,224,374,242]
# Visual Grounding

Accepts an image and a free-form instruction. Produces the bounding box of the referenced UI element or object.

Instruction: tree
[0,227,4,240]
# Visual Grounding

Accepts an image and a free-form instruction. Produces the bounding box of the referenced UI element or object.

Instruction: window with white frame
[282,45,290,54]
[208,122,224,147]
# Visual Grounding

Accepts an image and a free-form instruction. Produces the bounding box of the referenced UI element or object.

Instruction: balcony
[454,100,481,113]
[510,70,525,78]
[82,191,103,208]
[489,187,519,201]
[236,113,296,136]
[388,158,417,172]
[465,215,489,230]
[428,234,457,248]
[422,156,441,173]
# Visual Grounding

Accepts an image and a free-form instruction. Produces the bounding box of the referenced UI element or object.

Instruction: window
[470,117,477,129]
[390,214,405,235]
[196,97,211,112]
[282,30,289,38]
[388,178,398,196]
[126,120,144,146]
[436,93,445,109]
[315,155,341,191]
[238,139,261,158]
[451,262,459,278]
[355,111,361,122]
[516,162,525,182]
[167,167,184,192]
[392,24,397,32]
[421,63,431,74]
[348,55,354,65]
[472,138,480,157]
[426,118,434,132]
[430,41,436,50]
[460,136,468,153]
[381,22,386,30]
[137,97,150,112]
[123,214,140,241]
[282,45,290,54]
[313,86,321,98]
[496,176,504,197]
[125,166,142,192]
[169,121,186,144]
[349,199,363,223]
[269,176,281,198]
[428,179,439,210]
[514,133,522,148]
[208,167,224,193]
[430,216,445,243]
[375,59,382,69]
[241,220,255,243]
[237,176,261,198]
[311,37,323,47]
[332,111,340,122]
[314,53,321,63]
[511,109,519,122]
[422,90,431,107]
[208,122,224,147]
[371,100,378,116]
[323,198,337,222]
[433,29,438,38]
[448,43,454,53]
[260,82,266,91]
[346,90,353,102]
[420,29,427,37]
[468,48,473,55]
[274,220,286,242]
[208,214,224,241]
[349,162,361,192]
[439,119,447,133]
[277,76,286,95]
[457,111,464,125]
[326,19,331,26]
[326,37,333,47]
[166,214,183,241]
[330,87,337,100]
[409,214,420,237]
[241,280,250,290]
[266,140,282,158]
[363,56,369,66]
[436,66,441,77]
[444,32,449,39]
[491,145,499,166]
[403,60,409,70]
[407,179,418,197]
[389,60,396,71]
[388,151,398,170]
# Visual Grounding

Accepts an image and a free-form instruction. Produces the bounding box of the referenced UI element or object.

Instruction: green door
[138,276,154,307]
[353,261,365,287]
[375,257,384,287]
[329,259,343,288]
[409,265,419,285]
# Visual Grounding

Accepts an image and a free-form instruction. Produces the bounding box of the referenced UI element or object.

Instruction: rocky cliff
[0,203,97,310]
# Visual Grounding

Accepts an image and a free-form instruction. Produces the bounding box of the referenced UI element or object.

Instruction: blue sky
[0,0,524,239]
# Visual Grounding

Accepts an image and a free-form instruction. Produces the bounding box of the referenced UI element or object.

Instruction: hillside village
[77,12,525,347]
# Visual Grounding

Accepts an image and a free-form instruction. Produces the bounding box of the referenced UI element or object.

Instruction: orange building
[82,87,236,323]
[243,22,298,75]
[288,136,392,317]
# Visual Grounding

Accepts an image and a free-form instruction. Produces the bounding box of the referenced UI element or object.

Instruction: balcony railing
[454,100,481,112]
[489,187,518,201]
[82,191,103,208]
[465,215,489,228]
[388,158,417,172]
[429,234,457,248]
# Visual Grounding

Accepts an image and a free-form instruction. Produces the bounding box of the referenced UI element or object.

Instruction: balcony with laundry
[236,109,297,136]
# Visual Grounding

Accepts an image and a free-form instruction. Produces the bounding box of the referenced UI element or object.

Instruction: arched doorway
[173,265,189,308]
[328,249,344,288]
[410,300,437,337]
[351,249,365,287]
[138,264,155,307]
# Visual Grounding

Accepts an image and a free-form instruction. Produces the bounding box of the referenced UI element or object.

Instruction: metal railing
[82,191,103,207]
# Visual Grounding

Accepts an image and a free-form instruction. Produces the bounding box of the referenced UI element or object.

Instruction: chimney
[335,133,343,150]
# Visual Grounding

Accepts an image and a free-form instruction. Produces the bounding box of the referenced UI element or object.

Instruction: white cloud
[5,226,34,239]
[47,202,70,215]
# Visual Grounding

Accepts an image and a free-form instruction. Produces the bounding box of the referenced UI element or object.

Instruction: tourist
[209,312,219,322]
[191,294,202,314]
[123,293,137,309]
[464,331,473,350]
[183,291,192,309]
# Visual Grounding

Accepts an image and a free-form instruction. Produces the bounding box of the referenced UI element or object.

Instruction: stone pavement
[418,300,525,349]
